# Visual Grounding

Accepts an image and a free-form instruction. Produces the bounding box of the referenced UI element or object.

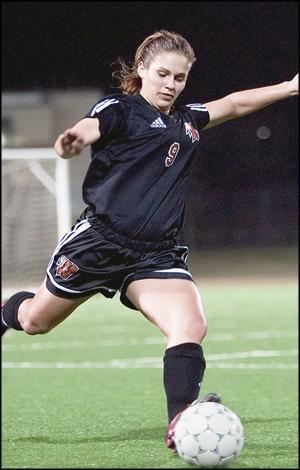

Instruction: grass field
[2,248,298,468]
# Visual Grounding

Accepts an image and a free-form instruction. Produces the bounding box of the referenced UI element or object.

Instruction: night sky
[2,1,299,246]
[2,1,298,99]
[2,1,299,185]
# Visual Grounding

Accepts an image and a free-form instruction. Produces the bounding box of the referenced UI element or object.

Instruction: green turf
[2,282,298,468]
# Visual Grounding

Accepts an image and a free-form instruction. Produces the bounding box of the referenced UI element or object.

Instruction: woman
[2,30,298,451]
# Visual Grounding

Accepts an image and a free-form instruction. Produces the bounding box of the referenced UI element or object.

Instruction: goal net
[2,148,71,294]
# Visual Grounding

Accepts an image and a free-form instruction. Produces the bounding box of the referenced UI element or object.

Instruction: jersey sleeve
[84,96,126,137]
[185,103,210,131]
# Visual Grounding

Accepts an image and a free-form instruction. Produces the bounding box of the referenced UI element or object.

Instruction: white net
[2,149,71,292]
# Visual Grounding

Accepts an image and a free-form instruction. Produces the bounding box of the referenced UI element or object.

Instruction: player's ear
[137,61,146,79]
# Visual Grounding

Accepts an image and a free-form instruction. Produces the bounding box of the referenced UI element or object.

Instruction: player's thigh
[126,278,207,338]
[19,278,94,333]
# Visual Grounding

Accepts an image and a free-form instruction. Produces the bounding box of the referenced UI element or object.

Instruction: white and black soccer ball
[173,400,244,468]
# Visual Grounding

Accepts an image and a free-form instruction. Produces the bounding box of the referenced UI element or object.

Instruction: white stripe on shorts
[47,272,117,295]
[47,219,92,295]
[46,218,117,295]
[154,268,192,277]
[47,219,91,271]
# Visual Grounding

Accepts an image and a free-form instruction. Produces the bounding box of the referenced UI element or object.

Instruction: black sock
[163,342,206,423]
[1,316,10,335]
[1,291,35,333]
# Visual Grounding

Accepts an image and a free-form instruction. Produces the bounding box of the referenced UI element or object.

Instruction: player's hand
[55,129,85,158]
[288,73,298,96]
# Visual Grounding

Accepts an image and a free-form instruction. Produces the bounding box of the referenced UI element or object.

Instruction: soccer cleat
[165,393,222,452]
[165,409,186,453]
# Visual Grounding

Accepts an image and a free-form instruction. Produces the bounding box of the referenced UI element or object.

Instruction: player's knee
[193,316,207,342]
[168,315,207,344]
[21,317,53,335]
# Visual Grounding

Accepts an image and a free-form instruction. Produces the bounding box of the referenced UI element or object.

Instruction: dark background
[2,1,299,248]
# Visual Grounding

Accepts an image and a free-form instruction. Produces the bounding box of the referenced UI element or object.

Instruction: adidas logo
[150,117,166,128]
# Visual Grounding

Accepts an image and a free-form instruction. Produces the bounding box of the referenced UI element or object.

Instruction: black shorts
[46,210,194,310]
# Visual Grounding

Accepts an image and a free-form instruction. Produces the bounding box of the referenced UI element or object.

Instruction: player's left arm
[203,73,298,130]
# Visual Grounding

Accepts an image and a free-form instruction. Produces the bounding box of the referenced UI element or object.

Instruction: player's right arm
[54,118,101,159]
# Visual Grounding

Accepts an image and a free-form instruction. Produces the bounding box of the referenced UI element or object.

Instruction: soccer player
[2,30,298,451]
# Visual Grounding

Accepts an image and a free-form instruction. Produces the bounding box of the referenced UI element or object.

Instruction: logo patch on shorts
[55,255,79,280]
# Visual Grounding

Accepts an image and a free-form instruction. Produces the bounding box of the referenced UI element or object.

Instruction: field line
[2,331,297,351]
[206,349,297,360]
[208,363,298,369]
[2,361,297,369]
[2,349,298,369]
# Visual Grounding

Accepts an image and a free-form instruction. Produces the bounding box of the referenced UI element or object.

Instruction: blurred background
[1,1,298,288]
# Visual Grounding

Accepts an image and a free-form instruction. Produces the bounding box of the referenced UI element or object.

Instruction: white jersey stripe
[186,105,208,111]
[186,103,208,108]
[91,99,119,116]
[188,109,208,113]
[186,108,208,113]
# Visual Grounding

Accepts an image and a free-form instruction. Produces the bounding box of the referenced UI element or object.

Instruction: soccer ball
[173,400,244,468]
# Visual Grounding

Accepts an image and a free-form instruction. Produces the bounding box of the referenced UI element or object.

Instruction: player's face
[138,52,191,113]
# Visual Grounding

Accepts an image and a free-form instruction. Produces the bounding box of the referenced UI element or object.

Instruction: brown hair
[112,30,196,95]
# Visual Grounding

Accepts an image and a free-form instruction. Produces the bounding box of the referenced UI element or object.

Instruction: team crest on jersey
[55,255,79,280]
[184,122,199,143]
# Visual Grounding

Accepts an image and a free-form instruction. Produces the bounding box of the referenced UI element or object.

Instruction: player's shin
[163,342,206,423]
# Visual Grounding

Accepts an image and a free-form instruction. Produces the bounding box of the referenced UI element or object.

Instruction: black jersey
[82,93,210,241]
